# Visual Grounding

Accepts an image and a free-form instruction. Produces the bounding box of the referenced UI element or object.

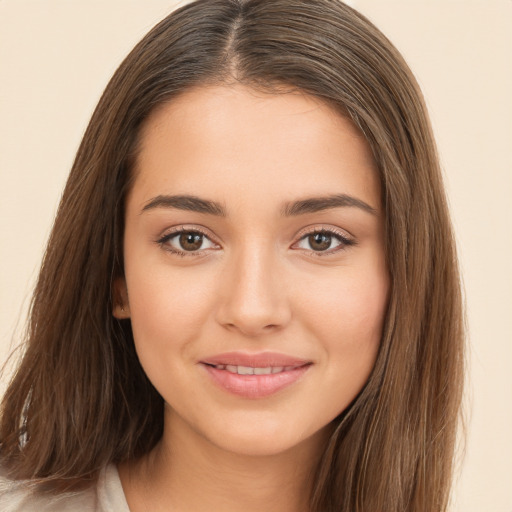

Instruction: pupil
[309,233,331,251]
[179,232,203,251]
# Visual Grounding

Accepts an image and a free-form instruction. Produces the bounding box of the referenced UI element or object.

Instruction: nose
[215,243,292,337]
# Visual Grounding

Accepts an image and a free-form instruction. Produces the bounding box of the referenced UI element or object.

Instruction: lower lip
[201,364,311,399]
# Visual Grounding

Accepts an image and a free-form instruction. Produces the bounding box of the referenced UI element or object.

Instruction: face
[115,84,389,457]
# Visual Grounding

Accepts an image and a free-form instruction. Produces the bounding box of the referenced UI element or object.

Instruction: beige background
[1,1,511,510]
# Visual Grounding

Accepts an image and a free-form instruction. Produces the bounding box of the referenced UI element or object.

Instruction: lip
[200,351,310,368]
[199,352,312,399]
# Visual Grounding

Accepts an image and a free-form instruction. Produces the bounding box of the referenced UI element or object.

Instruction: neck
[120,410,331,512]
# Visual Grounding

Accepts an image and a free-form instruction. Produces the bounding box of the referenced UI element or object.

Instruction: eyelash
[156,226,356,258]
[156,226,217,258]
[293,227,356,256]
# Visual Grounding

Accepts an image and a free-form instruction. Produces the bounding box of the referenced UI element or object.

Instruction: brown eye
[294,229,353,255]
[179,232,204,251]
[158,229,217,254]
[308,233,332,251]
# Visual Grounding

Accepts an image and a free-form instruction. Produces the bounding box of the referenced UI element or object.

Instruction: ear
[113,277,131,319]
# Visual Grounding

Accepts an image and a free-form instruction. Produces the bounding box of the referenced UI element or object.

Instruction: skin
[114,84,389,512]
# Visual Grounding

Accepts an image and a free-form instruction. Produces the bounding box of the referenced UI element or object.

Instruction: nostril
[221,320,285,337]
[215,273,292,335]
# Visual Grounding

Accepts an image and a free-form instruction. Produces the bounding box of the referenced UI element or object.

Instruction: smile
[200,352,312,399]
[208,364,300,375]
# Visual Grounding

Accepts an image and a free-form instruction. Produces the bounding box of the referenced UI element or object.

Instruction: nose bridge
[216,238,290,335]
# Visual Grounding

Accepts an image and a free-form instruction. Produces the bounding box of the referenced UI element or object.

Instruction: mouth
[203,363,305,375]
[199,352,312,399]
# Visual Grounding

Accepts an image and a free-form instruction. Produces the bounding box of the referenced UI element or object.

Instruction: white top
[0,464,130,511]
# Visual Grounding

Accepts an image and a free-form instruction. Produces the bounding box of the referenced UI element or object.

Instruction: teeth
[214,364,290,375]
[254,367,272,375]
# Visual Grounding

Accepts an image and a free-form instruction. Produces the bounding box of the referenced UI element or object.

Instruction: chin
[202,415,332,459]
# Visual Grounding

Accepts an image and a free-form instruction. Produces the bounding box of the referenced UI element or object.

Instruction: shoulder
[0,464,129,512]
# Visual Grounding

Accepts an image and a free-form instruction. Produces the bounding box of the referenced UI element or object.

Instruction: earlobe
[113,277,131,319]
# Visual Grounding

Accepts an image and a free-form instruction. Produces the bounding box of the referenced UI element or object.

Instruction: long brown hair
[0,1,464,510]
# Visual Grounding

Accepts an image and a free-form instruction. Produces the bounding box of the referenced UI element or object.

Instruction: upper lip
[200,351,311,368]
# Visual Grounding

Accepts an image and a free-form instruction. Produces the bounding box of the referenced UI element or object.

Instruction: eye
[157,229,219,255]
[293,228,355,254]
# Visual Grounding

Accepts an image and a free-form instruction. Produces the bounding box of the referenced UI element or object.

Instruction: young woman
[0,1,464,511]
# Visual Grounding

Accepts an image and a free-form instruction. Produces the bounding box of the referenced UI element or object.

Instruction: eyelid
[294,223,354,240]
[156,225,221,256]
[291,224,356,255]
[155,223,355,257]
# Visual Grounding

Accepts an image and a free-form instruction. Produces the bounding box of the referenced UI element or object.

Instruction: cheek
[300,259,389,370]
[126,265,216,354]
[311,273,388,418]
[124,266,220,404]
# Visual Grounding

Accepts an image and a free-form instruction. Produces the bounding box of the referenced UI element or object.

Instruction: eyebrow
[141,193,377,217]
[141,195,226,216]
[282,194,377,216]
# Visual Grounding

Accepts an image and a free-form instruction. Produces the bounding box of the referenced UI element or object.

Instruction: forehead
[130,84,380,213]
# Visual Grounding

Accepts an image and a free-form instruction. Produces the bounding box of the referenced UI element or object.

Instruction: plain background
[0,1,511,510]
